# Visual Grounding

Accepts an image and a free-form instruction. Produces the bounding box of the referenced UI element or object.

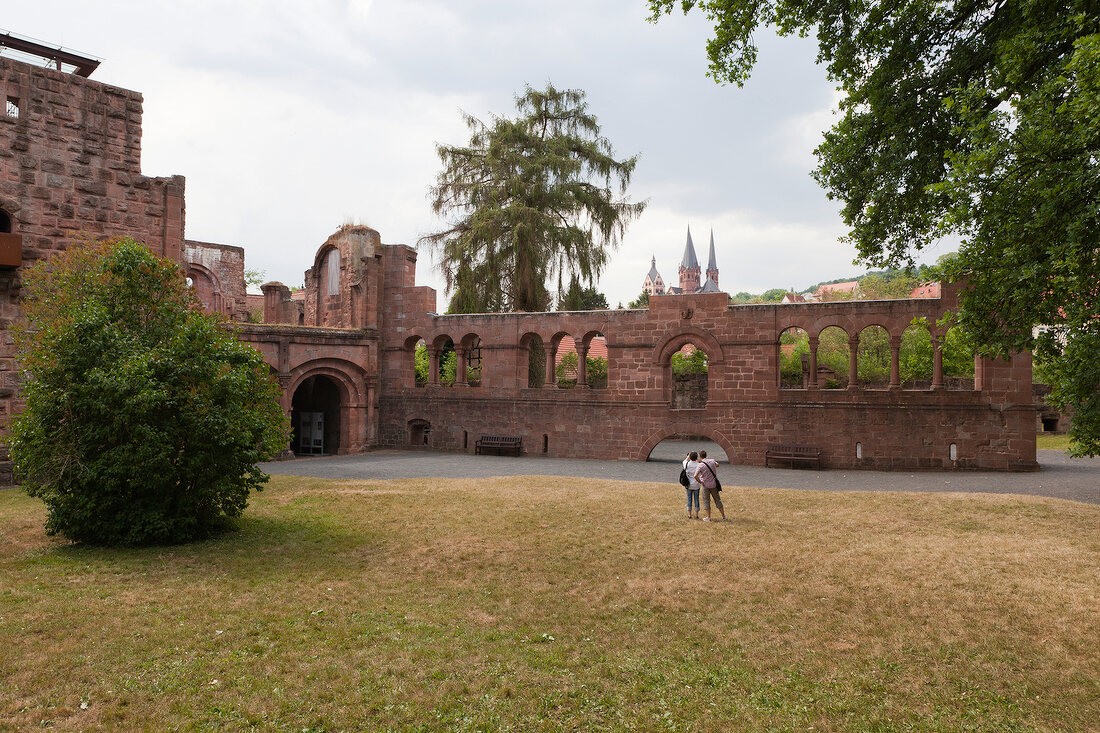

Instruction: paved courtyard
[263,442,1100,506]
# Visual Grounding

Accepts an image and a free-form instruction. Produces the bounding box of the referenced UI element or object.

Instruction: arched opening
[186,265,222,315]
[671,343,709,408]
[899,322,934,388]
[291,375,342,455]
[816,326,850,389]
[436,337,456,386]
[316,246,342,326]
[522,333,546,388]
[410,337,428,387]
[645,435,729,463]
[460,334,483,387]
[583,331,608,389]
[1,210,13,233]
[942,325,976,390]
[857,325,891,389]
[555,335,580,388]
[778,327,809,389]
[408,419,431,447]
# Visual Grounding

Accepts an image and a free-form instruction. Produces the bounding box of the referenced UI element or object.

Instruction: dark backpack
[678,467,690,487]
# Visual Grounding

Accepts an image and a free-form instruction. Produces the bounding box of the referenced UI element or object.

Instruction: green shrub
[9,237,289,545]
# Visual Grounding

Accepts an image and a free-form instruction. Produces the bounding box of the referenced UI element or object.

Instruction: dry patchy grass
[1,475,1098,732]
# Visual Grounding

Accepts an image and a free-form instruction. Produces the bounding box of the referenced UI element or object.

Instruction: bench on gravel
[475,434,523,456]
[765,443,822,469]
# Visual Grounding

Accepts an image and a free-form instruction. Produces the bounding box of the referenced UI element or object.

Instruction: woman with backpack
[693,449,727,522]
[681,451,702,519]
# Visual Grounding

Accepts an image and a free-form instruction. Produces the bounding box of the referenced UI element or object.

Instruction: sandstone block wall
[0,57,186,480]
[183,239,247,321]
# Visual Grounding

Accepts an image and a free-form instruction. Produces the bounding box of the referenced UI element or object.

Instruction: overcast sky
[6,1,949,308]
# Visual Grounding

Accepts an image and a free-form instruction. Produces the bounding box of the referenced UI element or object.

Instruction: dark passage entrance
[291,375,342,455]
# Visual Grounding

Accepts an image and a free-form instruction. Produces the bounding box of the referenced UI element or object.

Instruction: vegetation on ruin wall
[779,326,975,388]
[8,237,289,545]
[413,344,479,386]
[650,1,1100,455]
[2,475,1097,730]
[555,351,608,389]
[423,83,646,314]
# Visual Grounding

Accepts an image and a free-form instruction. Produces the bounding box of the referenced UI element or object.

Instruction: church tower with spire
[678,226,701,293]
[643,255,665,296]
[705,229,719,290]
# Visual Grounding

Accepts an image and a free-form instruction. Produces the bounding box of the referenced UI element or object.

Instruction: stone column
[543,343,557,389]
[808,336,819,389]
[847,336,860,390]
[889,336,901,390]
[455,346,468,387]
[931,335,944,390]
[576,341,589,389]
[277,374,295,458]
[429,347,440,386]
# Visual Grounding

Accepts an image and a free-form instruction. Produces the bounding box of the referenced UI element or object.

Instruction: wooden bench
[475,434,523,456]
[765,443,822,469]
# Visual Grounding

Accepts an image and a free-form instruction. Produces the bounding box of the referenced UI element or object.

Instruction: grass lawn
[1036,433,1074,452]
[2,475,1098,732]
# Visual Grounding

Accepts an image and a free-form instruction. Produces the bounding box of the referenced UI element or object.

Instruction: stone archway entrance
[291,375,342,455]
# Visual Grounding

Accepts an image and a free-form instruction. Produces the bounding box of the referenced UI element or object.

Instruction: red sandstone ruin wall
[377,286,1038,471]
[183,240,248,321]
[0,58,185,262]
[0,58,186,479]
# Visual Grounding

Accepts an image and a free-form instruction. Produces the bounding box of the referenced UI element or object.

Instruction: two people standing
[681,450,727,521]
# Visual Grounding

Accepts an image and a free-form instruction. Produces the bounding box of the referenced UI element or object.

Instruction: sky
[5,1,949,308]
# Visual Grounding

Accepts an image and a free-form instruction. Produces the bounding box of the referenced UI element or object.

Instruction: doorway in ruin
[291,375,342,455]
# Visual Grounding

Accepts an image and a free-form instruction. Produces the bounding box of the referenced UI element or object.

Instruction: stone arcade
[0,40,1038,481]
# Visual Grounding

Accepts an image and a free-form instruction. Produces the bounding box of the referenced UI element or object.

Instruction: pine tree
[423,84,646,313]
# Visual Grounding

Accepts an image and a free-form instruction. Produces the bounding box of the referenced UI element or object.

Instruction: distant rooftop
[0,29,101,77]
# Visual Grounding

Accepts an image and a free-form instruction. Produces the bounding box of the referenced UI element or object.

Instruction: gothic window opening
[6,97,19,119]
[325,248,340,295]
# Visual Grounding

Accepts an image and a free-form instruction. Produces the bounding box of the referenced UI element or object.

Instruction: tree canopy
[650,0,1100,454]
[9,237,289,544]
[423,83,646,313]
[558,277,610,311]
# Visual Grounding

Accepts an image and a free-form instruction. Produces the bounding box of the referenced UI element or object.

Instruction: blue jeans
[686,487,700,512]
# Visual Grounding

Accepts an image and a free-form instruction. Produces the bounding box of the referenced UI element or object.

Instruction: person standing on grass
[683,451,702,520]
[694,449,727,522]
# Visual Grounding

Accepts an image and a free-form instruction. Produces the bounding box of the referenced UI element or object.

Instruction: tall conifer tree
[423,84,646,314]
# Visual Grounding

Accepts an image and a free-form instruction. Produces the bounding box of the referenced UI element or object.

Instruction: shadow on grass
[27,510,375,577]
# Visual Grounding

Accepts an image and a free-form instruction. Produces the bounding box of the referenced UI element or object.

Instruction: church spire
[706,229,718,290]
[678,226,701,292]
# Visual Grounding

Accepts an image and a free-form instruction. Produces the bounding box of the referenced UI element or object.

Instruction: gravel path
[263,442,1100,506]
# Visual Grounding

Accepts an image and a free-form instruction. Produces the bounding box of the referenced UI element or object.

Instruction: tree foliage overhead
[9,237,290,545]
[423,83,647,314]
[650,0,1100,454]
